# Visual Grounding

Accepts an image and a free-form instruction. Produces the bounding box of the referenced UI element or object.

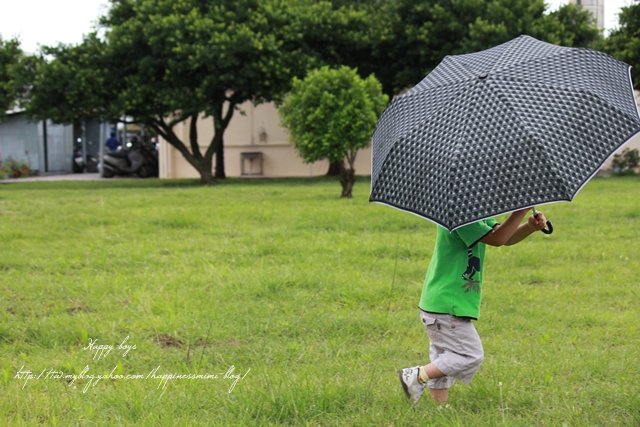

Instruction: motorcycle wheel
[102,168,115,178]
[137,164,151,178]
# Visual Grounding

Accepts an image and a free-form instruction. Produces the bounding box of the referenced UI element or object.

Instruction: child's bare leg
[423,363,445,380]
[429,388,449,403]
[420,363,449,404]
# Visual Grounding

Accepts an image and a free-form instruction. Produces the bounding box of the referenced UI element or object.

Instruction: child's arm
[481,209,529,246]
[481,209,547,247]
[505,211,547,246]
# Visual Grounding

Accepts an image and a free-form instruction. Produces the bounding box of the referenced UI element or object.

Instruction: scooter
[72,138,98,173]
[102,138,158,178]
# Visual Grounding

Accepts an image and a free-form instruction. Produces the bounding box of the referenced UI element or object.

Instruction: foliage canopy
[603,3,640,89]
[342,0,603,96]
[27,0,359,183]
[0,37,23,117]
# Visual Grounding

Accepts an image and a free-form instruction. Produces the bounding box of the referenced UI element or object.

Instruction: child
[399,208,548,404]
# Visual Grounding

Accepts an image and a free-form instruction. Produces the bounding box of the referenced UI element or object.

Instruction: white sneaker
[398,366,425,403]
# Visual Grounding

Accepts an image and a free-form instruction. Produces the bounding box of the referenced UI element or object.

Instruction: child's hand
[528,211,547,231]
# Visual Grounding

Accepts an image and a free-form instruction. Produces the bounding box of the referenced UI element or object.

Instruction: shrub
[0,156,31,178]
[279,66,388,198]
[611,148,639,175]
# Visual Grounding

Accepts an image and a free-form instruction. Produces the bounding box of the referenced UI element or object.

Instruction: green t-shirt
[418,218,498,319]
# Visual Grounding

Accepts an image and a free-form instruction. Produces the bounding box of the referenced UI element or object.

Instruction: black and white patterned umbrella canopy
[370,35,640,231]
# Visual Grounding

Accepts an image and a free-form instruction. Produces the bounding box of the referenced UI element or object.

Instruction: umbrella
[369,35,640,231]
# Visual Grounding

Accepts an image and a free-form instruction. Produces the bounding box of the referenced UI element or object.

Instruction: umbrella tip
[478,73,488,80]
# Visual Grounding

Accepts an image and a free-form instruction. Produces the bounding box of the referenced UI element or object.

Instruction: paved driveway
[1,173,103,183]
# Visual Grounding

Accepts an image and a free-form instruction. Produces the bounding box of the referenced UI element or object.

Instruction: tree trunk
[326,160,342,176]
[214,135,226,179]
[338,160,355,198]
[198,158,215,185]
[150,116,215,185]
[201,129,216,185]
[212,100,235,180]
[150,102,234,184]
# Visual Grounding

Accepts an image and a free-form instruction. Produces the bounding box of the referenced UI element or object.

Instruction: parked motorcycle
[103,137,158,178]
[72,138,98,173]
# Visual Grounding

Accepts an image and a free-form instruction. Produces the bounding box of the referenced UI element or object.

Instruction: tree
[603,3,640,89]
[536,3,602,48]
[0,37,23,118]
[26,34,113,124]
[334,0,602,96]
[104,0,294,182]
[279,66,388,198]
[27,0,355,184]
[463,2,602,51]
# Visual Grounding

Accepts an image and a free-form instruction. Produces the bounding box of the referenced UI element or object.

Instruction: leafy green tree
[279,66,388,198]
[536,3,602,48]
[464,2,601,51]
[107,0,319,182]
[26,34,113,124]
[27,0,358,184]
[336,0,602,96]
[290,1,375,176]
[603,3,640,89]
[0,37,23,118]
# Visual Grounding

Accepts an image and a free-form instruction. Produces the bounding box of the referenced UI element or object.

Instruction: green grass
[1,176,639,426]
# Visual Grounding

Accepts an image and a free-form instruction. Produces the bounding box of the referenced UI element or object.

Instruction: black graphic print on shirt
[462,246,481,293]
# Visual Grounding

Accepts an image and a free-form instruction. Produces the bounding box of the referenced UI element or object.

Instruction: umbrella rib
[371,81,473,187]
[402,75,475,98]
[488,49,569,76]
[370,80,477,226]
[486,82,573,200]
[492,47,635,82]
[446,81,483,223]
[400,56,478,99]
[445,55,481,78]
[448,37,568,79]
[495,75,640,124]
[486,40,520,75]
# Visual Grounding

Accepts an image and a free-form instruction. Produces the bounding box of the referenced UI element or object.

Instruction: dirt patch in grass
[65,303,93,314]
[155,333,183,348]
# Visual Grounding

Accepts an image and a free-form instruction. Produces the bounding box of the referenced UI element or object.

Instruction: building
[158,101,373,179]
[0,111,73,174]
[0,111,111,175]
[570,0,605,29]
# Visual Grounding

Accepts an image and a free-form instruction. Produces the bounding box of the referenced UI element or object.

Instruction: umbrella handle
[540,219,553,234]
[531,207,553,234]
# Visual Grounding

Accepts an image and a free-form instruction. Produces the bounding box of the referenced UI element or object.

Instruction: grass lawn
[0,176,639,426]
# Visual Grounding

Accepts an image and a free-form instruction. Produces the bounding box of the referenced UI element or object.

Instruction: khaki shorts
[420,310,484,389]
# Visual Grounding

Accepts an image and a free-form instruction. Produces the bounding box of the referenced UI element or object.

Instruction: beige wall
[159,101,373,179]
[159,91,640,179]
